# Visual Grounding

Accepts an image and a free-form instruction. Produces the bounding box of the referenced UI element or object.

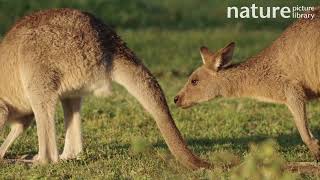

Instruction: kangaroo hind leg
[60,97,83,160]
[0,100,8,130]
[26,91,59,164]
[20,64,61,164]
[0,101,9,158]
[0,116,33,159]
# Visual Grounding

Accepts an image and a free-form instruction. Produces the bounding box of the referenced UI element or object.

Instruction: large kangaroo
[175,8,320,161]
[0,8,210,169]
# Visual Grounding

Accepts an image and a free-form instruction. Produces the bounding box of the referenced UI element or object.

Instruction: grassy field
[0,0,319,179]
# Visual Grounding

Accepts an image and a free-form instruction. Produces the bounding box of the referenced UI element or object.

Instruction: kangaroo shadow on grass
[4,128,320,161]
[153,128,320,154]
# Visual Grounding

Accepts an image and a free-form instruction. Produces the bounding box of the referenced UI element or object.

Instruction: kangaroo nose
[174,96,179,104]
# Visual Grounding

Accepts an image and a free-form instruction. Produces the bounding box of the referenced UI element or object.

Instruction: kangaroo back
[271,8,320,93]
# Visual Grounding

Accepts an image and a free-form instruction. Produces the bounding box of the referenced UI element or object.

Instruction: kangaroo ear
[200,46,214,65]
[214,42,235,70]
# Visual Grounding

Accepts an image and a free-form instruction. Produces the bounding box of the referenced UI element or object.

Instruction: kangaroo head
[174,42,235,108]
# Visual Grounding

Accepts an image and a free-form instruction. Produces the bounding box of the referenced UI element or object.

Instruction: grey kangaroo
[175,8,320,161]
[0,8,210,169]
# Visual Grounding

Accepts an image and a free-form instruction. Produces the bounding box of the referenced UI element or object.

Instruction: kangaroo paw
[0,151,5,159]
[307,139,320,161]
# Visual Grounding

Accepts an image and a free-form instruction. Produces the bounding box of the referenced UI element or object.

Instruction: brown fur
[0,8,210,169]
[175,8,320,160]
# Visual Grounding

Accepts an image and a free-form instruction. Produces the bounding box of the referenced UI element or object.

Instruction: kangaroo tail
[111,58,211,169]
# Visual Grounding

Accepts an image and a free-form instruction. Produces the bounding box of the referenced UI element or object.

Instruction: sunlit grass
[0,0,319,178]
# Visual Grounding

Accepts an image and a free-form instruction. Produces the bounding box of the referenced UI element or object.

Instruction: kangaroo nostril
[174,96,179,104]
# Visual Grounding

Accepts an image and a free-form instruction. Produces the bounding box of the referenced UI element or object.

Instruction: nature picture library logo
[227,4,315,19]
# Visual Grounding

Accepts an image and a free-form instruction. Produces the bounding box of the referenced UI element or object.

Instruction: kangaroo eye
[191,79,199,86]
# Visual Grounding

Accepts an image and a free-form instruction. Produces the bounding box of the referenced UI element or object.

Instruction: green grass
[0,0,319,179]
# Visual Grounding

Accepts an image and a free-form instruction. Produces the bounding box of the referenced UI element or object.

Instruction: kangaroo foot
[60,153,79,160]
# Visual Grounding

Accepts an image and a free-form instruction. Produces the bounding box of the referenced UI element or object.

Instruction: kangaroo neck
[219,54,272,98]
[112,54,211,169]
